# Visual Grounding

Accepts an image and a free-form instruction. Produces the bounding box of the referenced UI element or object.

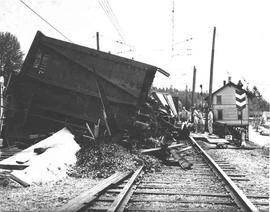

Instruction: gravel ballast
[0,139,268,211]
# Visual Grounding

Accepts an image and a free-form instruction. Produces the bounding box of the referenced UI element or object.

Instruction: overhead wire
[19,0,72,42]
[103,0,124,39]
[98,0,125,42]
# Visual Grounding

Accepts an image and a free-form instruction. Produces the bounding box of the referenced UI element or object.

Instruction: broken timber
[170,149,193,169]
[0,172,30,187]
[140,143,191,154]
[0,164,28,170]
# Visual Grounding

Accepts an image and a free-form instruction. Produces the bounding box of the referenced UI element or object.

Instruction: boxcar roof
[23,31,169,77]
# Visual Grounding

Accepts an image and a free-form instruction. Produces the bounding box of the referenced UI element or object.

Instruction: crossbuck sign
[235,89,246,110]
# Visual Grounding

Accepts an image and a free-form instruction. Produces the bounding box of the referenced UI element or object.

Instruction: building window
[238,110,242,120]
[217,109,223,120]
[217,95,222,105]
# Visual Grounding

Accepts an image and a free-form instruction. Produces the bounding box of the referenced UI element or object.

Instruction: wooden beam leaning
[140,143,186,154]
[57,171,131,212]
[8,173,30,187]
[107,166,144,212]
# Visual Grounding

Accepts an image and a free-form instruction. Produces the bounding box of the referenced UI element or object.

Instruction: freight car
[2,31,168,146]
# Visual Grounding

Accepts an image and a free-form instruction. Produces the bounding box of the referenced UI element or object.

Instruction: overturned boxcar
[3,31,167,146]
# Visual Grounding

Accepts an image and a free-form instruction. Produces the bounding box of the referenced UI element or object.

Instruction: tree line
[0,31,269,113]
[151,85,270,113]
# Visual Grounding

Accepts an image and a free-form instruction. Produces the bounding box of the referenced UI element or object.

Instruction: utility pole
[191,66,196,107]
[96,32,100,51]
[185,85,188,109]
[200,84,203,110]
[208,26,216,108]
[0,65,4,142]
[206,27,216,131]
[191,66,196,123]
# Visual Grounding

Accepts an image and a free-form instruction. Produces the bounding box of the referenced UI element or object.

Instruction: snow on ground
[249,125,270,147]
[0,128,80,184]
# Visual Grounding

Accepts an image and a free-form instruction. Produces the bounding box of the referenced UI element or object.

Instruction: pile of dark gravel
[68,142,162,178]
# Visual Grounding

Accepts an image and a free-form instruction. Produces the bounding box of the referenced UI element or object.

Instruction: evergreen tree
[0,32,24,84]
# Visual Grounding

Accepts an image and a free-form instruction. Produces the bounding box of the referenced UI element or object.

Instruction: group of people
[178,106,214,135]
[192,108,205,133]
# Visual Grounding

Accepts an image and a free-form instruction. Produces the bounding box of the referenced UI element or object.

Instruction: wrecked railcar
[3,31,168,146]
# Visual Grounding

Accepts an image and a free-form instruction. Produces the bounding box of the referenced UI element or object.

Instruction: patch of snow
[0,128,80,184]
[249,125,270,147]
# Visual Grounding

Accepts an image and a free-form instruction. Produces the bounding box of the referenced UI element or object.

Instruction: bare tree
[0,32,24,84]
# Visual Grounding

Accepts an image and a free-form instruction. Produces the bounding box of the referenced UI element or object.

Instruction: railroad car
[2,31,168,146]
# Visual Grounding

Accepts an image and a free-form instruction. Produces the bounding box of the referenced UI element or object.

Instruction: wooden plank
[207,138,229,144]
[62,205,238,212]
[227,174,246,177]
[8,173,30,187]
[221,168,237,170]
[107,166,143,212]
[252,202,269,206]
[98,196,236,205]
[116,184,225,191]
[0,164,29,170]
[231,178,249,181]
[126,207,238,212]
[246,195,269,199]
[146,172,215,176]
[57,171,131,212]
[140,143,185,154]
[107,189,230,197]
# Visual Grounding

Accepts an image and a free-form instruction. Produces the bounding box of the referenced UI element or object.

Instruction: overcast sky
[1,0,269,101]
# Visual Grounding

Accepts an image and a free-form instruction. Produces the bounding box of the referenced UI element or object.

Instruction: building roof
[205,81,249,101]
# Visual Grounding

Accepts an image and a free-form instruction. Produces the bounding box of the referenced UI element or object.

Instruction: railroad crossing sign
[235,89,246,110]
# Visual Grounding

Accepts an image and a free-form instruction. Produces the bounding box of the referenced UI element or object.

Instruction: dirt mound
[68,142,162,178]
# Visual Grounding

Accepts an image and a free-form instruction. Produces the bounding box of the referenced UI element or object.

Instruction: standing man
[193,108,199,133]
[198,110,204,133]
[208,108,214,135]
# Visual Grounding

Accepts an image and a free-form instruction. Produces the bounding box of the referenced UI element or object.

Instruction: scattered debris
[170,149,193,170]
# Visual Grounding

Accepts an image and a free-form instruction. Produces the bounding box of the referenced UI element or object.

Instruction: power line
[19,0,72,42]
[98,0,125,42]
[98,1,121,38]
[103,0,124,36]
[104,0,125,41]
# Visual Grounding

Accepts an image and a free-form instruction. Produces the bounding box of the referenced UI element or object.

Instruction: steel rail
[107,166,144,212]
[189,136,259,212]
[57,171,131,212]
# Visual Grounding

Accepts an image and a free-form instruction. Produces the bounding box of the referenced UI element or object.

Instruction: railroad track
[59,136,268,212]
[193,137,269,212]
